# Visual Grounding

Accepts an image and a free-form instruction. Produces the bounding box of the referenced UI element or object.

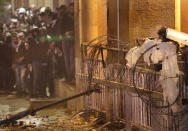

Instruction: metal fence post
[125,91,132,131]
[106,87,113,122]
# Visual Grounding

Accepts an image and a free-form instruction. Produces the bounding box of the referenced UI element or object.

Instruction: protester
[0,3,75,98]
[61,3,75,82]
[12,33,28,96]
[0,36,14,92]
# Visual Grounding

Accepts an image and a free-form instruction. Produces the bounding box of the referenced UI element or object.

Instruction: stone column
[175,0,181,31]
[119,0,129,42]
[82,0,98,42]
[97,0,107,37]
[107,0,117,37]
[74,0,107,111]
[74,0,83,111]
[181,0,188,33]
[107,0,129,64]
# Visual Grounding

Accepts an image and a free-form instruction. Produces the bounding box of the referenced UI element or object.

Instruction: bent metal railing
[76,42,185,131]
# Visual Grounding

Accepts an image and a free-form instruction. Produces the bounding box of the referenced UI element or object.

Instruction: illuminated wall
[175,0,181,31]
[107,0,175,46]
[74,0,107,111]
[129,0,175,45]
[108,0,129,42]
[181,0,188,33]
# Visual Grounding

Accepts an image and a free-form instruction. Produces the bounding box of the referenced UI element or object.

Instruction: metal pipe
[0,88,101,125]
[117,0,120,63]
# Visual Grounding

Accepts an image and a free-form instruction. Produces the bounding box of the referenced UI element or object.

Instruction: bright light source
[166,28,188,46]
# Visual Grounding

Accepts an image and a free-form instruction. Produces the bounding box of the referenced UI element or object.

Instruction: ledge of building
[54,79,77,112]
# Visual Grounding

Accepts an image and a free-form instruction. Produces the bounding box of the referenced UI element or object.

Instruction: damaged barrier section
[75,36,186,131]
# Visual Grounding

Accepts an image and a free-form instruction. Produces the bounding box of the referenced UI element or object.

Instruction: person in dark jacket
[47,41,57,97]
[0,36,14,92]
[61,3,75,82]
[12,33,27,96]
[46,9,66,81]
[30,28,49,98]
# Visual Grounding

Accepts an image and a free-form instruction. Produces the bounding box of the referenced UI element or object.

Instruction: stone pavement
[0,95,102,131]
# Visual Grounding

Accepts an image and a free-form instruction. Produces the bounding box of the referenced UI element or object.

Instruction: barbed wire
[81,36,185,130]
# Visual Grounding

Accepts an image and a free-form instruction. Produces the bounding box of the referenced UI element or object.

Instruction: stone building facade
[107,0,176,45]
[73,0,188,110]
[129,0,175,43]
[12,0,186,44]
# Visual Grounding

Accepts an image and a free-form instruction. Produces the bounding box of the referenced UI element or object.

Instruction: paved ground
[0,92,127,131]
[0,95,97,131]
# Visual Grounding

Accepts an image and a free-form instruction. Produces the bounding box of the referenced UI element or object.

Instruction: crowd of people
[0,3,75,98]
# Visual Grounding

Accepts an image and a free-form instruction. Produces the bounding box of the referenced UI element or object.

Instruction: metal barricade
[76,43,185,130]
